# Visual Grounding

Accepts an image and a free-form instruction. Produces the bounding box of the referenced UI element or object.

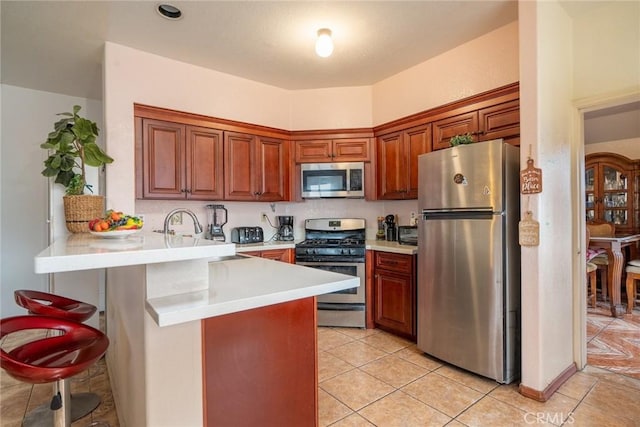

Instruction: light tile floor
[318,326,640,427]
[2,316,639,426]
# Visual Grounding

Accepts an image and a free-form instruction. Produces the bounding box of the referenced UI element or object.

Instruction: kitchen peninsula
[34,232,359,427]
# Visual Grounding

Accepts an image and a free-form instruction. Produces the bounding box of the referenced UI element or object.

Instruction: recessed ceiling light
[157,4,182,20]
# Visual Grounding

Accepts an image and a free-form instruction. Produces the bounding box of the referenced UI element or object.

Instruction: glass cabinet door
[602,165,628,226]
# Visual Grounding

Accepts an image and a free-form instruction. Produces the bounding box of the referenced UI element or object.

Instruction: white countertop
[34,232,236,273]
[366,240,418,255]
[146,255,359,326]
[234,240,297,251]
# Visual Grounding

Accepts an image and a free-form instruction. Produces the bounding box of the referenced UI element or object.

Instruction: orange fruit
[100,221,110,231]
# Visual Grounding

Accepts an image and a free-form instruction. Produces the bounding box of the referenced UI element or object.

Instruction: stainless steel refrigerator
[417,139,520,384]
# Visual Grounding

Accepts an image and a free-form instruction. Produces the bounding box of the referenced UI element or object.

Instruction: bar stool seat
[1,315,109,427]
[13,290,103,426]
[14,290,97,323]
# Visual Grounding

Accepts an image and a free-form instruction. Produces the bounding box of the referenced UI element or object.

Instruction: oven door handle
[297,261,362,267]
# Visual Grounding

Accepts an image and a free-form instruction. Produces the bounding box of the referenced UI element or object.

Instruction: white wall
[371,21,520,125]
[0,84,102,318]
[518,0,576,393]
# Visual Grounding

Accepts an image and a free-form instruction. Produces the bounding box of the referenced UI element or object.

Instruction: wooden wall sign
[521,158,542,194]
[519,211,540,247]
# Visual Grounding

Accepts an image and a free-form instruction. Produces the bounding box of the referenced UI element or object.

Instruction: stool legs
[21,377,102,427]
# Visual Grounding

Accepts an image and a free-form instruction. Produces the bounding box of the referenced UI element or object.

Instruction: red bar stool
[13,290,103,426]
[1,315,109,427]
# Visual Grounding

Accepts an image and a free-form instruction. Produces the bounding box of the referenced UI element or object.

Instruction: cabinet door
[432,111,479,150]
[186,126,224,200]
[256,137,289,202]
[404,124,432,199]
[585,164,597,222]
[261,248,294,263]
[373,252,416,339]
[295,140,332,163]
[601,164,631,230]
[141,119,185,199]
[478,100,520,145]
[374,270,414,337]
[376,132,405,200]
[224,132,257,201]
[332,138,371,161]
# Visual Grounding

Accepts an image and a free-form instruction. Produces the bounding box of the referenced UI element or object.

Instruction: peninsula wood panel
[202,298,318,427]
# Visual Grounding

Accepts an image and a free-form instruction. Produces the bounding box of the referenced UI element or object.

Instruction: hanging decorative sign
[520,146,542,194]
[519,211,540,247]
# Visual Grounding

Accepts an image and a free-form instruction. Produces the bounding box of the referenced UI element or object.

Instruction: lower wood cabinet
[372,251,416,340]
[242,248,294,263]
[202,297,317,426]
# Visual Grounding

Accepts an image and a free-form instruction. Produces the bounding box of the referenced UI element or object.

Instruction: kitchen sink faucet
[163,208,204,235]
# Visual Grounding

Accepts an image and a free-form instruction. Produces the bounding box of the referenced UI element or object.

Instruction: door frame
[572,91,640,369]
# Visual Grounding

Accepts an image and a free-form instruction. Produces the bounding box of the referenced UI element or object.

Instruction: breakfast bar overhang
[35,233,359,426]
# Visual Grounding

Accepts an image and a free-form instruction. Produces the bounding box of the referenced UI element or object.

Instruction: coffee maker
[205,204,228,241]
[276,216,294,241]
[384,214,397,241]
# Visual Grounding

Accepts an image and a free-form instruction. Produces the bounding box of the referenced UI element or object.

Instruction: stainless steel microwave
[301,162,365,198]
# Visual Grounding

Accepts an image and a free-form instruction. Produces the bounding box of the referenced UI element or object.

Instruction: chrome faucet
[163,209,204,235]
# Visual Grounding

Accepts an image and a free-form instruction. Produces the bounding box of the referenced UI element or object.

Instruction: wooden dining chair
[586,227,598,307]
[586,220,615,302]
[625,259,640,313]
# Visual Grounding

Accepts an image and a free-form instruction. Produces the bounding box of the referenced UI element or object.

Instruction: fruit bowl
[89,229,141,239]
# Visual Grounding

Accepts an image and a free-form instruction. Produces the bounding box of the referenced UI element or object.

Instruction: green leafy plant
[40,105,113,195]
[450,133,475,146]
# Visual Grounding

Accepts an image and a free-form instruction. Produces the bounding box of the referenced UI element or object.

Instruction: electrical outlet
[261,212,268,223]
[170,212,183,225]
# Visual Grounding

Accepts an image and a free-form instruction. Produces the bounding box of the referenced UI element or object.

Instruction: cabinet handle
[186,189,192,194]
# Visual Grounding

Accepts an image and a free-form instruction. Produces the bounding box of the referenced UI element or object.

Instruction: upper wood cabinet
[224,132,289,202]
[432,101,520,150]
[136,118,224,200]
[376,124,431,200]
[478,99,520,145]
[432,111,479,151]
[586,153,639,234]
[295,138,371,163]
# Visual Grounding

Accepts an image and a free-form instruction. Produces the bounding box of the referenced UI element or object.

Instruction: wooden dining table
[588,233,640,317]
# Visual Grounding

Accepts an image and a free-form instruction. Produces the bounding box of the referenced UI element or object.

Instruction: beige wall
[371,21,519,126]
[585,138,640,159]
[573,1,640,101]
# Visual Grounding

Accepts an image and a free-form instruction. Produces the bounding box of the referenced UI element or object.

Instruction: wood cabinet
[137,118,224,200]
[376,124,431,200]
[202,297,317,427]
[585,153,639,234]
[431,100,520,150]
[372,251,416,340]
[295,138,371,163]
[224,132,290,201]
[243,248,294,263]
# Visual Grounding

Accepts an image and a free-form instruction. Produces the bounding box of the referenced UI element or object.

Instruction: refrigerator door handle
[422,208,496,220]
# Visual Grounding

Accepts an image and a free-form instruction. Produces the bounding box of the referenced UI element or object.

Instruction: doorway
[576,94,640,378]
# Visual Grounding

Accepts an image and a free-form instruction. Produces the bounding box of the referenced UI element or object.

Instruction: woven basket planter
[63,195,105,233]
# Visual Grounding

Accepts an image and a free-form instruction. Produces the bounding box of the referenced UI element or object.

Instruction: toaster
[231,226,264,244]
[397,226,418,246]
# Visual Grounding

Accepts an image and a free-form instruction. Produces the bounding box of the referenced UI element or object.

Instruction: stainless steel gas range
[295,218,366,328]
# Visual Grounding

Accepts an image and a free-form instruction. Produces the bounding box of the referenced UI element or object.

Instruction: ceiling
[1,1,638,143]
[2,1,518,99]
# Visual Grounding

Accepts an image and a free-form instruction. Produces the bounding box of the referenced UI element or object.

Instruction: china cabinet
[585,153,639,234]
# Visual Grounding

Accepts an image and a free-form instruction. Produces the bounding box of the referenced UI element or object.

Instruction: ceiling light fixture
[157,4,182,20]
[315,28,333,58]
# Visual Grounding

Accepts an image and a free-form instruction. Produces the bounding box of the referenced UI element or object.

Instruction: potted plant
[41,105,114,232]
[450,133,475,146]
